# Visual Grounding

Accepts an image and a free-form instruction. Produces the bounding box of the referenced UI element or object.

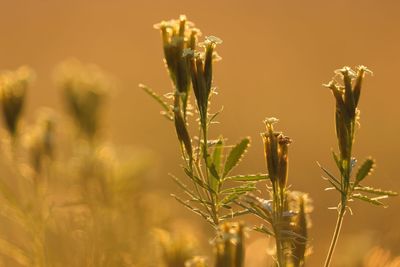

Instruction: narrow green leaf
[224,173,268,182]
[317,162,341,186]
[352,193,386,207]
[183,168,216,194]
[220,209,250,220]
[332,150,342,172]
[236,200,271,222]
[171,194,214,225]
[220,183,257,195]
[169,173,197,200]
[254,225,275,236]
[355,158,374,183]
[354,186,398,197]
[323,177,344,195]
[140,83,173,120]
[223,137,250,177]
[208,107,223,125]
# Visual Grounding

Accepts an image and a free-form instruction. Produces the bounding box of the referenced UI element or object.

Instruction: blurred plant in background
[363,247,400,267]
[0,61,158,267]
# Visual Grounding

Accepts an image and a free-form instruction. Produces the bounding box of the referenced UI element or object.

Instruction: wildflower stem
[324,203,346,267]
[202,120,219,226]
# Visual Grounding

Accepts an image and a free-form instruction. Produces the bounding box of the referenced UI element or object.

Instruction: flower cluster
[262,117,292,194]
[324,66,372,164]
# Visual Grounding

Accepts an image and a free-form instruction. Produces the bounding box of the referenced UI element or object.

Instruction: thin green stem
[324,204,346,267]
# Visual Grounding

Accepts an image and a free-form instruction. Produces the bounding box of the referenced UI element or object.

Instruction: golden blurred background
[0,0,399,266]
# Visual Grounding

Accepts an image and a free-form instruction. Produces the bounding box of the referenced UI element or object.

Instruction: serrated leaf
[205,153,219,187]
[354,186,398,197]
[355,158,374,183]
[223,137,250,177]
[220,191,247,206]
[352,193,386,207]
[224,173,268,182]
[220,183,257,195]
[208,163,220,191]
[212,137,224,174]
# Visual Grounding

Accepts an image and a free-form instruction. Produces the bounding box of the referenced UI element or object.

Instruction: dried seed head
[0,66,34,136]
[324,66,372,161]
[188,35,222,124]
[154,15,197,93]
[262,118,291,190]
[174,109,193,164]
[277,134,292,189]
[288,191,313,266]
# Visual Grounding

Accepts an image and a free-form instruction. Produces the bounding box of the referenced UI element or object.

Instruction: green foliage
[139,84,173,120]
[223,138,250,178]
[223,174,268,182]
[355,158,374,184]
[0,62,156,267]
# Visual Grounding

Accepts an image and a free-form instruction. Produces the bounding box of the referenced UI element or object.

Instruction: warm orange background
[0,0,399,266]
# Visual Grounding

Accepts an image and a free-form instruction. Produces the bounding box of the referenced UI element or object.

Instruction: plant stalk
[324,204,346,267]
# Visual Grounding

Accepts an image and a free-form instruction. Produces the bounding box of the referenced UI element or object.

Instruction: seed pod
[277,135,291,189]
[174,108,193,164]
[353,65,372,107]
[262,118,280,184]
[154,15,200,118]
[339,67,356,119]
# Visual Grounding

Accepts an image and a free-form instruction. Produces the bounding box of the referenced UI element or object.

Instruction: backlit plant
[320,66,398,267]
[143,15,312,267]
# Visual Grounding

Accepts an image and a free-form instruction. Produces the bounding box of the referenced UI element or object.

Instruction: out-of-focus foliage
[0,61,160,267]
